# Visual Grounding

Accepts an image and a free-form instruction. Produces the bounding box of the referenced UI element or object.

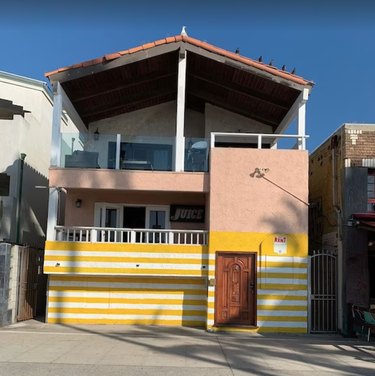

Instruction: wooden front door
[215,252,256,325]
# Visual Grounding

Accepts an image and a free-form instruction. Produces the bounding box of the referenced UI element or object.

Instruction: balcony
[51,131,308,193]
[60,131,307,173]
[44,226,209,277]
[55,226,208,245]
[60,133,209,172]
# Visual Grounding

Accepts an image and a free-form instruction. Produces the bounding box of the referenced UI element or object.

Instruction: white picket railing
[55,226,208,245]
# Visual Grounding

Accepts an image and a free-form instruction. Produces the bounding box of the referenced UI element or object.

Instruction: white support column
[274,87,310,150]
[115,134,121,170]
[175,48,187,172]
[46,189,59,241]
[51,82,63,167]
[297,101,306,150]
[297,88,309,150]
[47,82,63,241]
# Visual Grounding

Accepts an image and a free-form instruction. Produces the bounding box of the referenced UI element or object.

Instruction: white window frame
[94,203,170,229]
[145,205,170,229]
[94,203,123,228]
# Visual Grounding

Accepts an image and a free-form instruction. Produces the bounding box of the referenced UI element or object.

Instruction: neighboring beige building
[309,123,375,335]
[0,71,56,326]
[0,71,53,248]
[44,33,313,332]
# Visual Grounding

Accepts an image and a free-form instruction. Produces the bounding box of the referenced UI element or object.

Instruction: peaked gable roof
[46,35,313,87]
[45,35,313,127]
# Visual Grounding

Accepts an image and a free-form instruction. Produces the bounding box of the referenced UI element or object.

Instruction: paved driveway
[0,320,374,375]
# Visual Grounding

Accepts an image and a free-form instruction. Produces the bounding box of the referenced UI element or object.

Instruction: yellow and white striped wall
[44,241,209,277]
[44,241,208,326]
[44,232,307,332]
[207,231,308,333]
[47,275,207,326]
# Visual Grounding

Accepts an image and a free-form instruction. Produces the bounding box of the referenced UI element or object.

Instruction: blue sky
[2,1,374,150]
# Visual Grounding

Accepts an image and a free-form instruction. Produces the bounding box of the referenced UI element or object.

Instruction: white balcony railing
[210,132,309,150]
[55,226,208,245]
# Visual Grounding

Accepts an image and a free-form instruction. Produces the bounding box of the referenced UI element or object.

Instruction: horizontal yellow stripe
[207,302,215,308]
[258,327,307,334]
[45,267,208,276]
[46,241,207,254]
[258,262,307,268]
[208,290,215,297]
[46,267,305,278]
[208,232,307,257]
[210,326,259,333]
[207,260,307,268]
[258,273,307,279]
[45,255,207,265]
[208,326,307,334]
[47,317,205,326]
[48,297,205,305]
[49,286,206,294]
[257,295,307,301]
[258,284,307,290]
[48,307,206,316]
[257,316,307,322]
[49,275,206,285]
[257,305,306,311]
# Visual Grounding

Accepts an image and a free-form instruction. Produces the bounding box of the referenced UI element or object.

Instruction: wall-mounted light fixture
[94,128,100,141]
[250,167,270,178]
[75,199,82,208]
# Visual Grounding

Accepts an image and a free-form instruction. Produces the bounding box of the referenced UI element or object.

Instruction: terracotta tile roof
[45,35,313,86]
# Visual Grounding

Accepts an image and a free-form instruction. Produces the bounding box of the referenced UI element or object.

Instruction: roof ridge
[45,35,313,86]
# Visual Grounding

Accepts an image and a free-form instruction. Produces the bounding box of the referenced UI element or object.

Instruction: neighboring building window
[368,170,375,212]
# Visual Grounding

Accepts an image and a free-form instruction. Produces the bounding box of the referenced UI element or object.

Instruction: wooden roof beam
[81,89,177,121]
[188,74,290,111]
[71,72,177,103]
[189,89,279,128]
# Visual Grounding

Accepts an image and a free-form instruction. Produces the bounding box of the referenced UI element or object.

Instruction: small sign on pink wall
[274,236,287,255]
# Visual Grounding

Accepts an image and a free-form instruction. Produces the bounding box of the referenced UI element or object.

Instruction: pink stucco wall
[49,168,209,193]
[209,148,308,234]
[64,189,207,230]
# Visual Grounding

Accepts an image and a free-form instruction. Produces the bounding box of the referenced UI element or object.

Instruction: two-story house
[44,33,313,332]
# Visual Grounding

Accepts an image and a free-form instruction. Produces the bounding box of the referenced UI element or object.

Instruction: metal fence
[308,250,338,333]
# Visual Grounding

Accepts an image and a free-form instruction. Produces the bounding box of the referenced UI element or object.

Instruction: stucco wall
[209,148,308,234]
[204,103,272,138]
[88,101,205,138]
[86,101,273,145]
[309,133,342,250]
[0,73,53,247]
[64,190,207,230]
[49,168,209,193]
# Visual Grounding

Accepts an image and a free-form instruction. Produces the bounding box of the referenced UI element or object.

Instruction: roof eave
[45,35,313,90]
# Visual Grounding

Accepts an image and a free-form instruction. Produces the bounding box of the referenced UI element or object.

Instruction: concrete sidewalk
[0,320,374,375]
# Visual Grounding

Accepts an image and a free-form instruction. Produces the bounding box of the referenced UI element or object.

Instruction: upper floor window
[368,170,375,211]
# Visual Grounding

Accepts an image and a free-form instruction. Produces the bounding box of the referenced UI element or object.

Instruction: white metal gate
[308,250,338,333]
